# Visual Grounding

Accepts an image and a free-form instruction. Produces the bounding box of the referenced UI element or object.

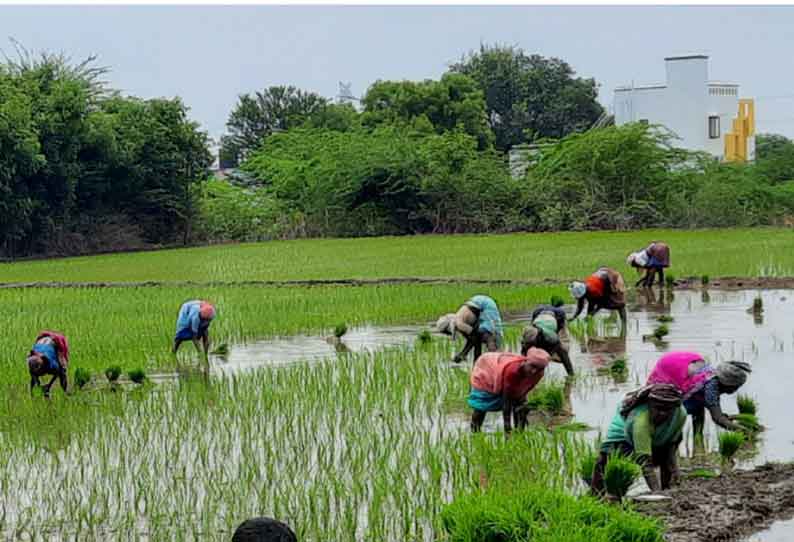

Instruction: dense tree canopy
[0,50,210,257]
[221,86,329,166]
[449,44,604,151]
[755,133,794,183]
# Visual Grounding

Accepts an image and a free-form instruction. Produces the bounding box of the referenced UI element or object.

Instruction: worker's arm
[502,397,514,434]
[637,454,661,492]
[707,404,742,431]
[631,413,660,490]
[453,334,475,363]
[570,298,585,320]
[554,344,574,376]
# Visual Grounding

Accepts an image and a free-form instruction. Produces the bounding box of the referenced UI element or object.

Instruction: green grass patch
[737,394,757,415]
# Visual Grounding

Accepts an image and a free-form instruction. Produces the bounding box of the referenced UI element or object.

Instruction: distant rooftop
[664,54,709,61]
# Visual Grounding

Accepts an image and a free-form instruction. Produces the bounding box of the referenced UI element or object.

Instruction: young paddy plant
[104,365,122,382]
[737,394,757,415]
[719,431,746,467]
[604,454,642,501]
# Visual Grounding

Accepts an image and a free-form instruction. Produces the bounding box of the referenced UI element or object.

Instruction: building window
[639,118,649,125]
[708,116,720,139]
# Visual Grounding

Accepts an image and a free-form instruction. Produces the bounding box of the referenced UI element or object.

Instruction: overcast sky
[1,5,793,141]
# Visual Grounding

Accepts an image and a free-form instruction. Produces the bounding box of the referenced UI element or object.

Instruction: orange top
[585,274,605,298]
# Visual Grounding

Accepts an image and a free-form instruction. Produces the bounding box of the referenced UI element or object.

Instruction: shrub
[604,454,641,500]
[127,368,146,384]
[737,394,757,415]
[74,367,92,389]
[718,431,746,462]
[104,365,122,382]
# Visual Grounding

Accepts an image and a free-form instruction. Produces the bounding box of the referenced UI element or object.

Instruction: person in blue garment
[436,295,503,363]
[173,300,216,356]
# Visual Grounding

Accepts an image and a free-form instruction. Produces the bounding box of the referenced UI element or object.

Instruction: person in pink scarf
[647,351,750,441]
[27,330,70,397]
[468,349,550,434]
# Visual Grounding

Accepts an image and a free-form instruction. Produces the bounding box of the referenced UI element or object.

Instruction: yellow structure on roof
[725,99,755,162]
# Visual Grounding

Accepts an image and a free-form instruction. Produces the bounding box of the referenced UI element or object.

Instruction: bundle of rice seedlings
[604,454,641,500]
[737,394,757,415]
[104,365,122,382]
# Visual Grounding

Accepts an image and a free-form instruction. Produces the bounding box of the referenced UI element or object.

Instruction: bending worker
[627,241,671,288]
[436,295,503,363]
[520,303,574,376]
[27,330,70,397]
[173,299,216,355]
[569,267,627,330]
[647,351,751,441]
[591,383,685,495]
[468,350,550,434]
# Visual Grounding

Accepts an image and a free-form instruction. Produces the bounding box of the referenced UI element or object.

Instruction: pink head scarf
[647,351,714,399]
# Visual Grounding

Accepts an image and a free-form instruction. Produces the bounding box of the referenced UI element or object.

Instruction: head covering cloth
[715,361,752,388]
[569,281,587,299]
[620,383,682,417]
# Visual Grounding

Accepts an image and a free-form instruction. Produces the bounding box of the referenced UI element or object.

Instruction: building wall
[704,87,740,159]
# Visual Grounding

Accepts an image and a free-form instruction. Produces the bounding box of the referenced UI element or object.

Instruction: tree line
[3,43,794,256]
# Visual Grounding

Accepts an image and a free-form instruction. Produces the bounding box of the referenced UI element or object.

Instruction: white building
[614,55,755,161]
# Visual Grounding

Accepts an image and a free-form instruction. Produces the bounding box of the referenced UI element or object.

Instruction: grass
[604,454,642,500]
[0,228,792,283]
[719,431,747,463]
[737,394,757,415]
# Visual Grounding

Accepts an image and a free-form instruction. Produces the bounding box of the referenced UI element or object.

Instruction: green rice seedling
[334,322,348,338]
[211,343,229,357]
[127,368,146,384]
[656,315,674,323]
[687,468,718,479]
[734,413,761,433]
[416,330,432,346]
[665,274,675,288]
[604,454,641,500]
[74,367,92,389]
[751,296,764,313]
[701,274,710,286]
[652,324,669,340]
[718,431,746,464]
[104,365,122,382]
[554,421,591,434]
[580,450,598,484]
[550,294,565,307]
[525,384,565,414]
[737,394,757,415]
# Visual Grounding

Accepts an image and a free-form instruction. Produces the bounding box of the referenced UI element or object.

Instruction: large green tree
[449,44,604,151]
[755,133,794,183]
[221,86,328,165]
[360,73,493,149]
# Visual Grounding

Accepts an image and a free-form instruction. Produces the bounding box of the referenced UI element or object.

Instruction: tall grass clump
[604,454,641,500]
[737,394,757,415]
[719,431,746,465]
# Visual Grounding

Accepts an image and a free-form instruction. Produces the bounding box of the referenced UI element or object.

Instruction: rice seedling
[74,367,92,389]
[652,324,669,340]
[751,296,764,313]
[656,315,674,323]
[416,330,433,348]
[333,322,348,339]
[665,274,675,288]
[737,394,757,415]
[550,294,565,307]
[525,384,565,414]
[580,450,598,484]
[604,454,641,501]
[211,342,229,357]
[701,274,710,285]
[687,468,718,479]
[127,368,146,384]
[718,431,746,465]
[734,413,762,433]
[104,365,122,382]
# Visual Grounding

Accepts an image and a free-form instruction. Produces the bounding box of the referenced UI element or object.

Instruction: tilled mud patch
[637,463,794,542]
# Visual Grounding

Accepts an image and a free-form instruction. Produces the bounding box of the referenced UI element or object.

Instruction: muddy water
[216,324,425,370]
[747,519,794,542]
[562,288,794,466]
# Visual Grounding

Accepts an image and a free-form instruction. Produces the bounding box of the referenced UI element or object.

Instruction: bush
[737,394,757,415]
[127,368,146,384]
[104,365,122,382]
[719,431,746,462]
[604,454,641,499]
[74,367,92,389]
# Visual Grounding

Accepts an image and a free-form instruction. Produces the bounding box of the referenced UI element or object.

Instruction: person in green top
[590,384,685,495]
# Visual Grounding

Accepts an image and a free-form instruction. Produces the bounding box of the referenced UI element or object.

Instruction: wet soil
[2,275,794,289]
[637,463,794,542]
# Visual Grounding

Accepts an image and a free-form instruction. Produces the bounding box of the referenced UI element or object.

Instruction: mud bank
[637,463,794,542]
[1,275,793,290]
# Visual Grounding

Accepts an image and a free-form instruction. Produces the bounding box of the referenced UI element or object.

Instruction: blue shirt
[176,300,206,336]
[32,342,60,371]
